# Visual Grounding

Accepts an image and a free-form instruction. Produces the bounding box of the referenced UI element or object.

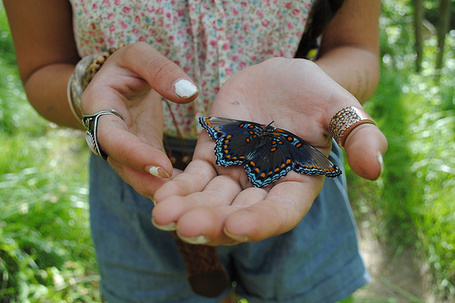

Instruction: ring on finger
[82,109,124,160]
[328,106,376,149]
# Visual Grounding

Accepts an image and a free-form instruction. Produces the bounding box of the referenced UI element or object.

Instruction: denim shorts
[89,144,369,303]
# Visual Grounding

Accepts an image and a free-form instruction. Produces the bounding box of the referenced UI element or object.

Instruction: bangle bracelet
[67,43,126,123]
[67,73,82,121]
[67,54,99,123]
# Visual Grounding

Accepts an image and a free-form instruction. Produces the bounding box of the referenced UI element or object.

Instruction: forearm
[315,46,380,104]
[24,64,83,130]
[313,0,380,104]
[4,0,81,129]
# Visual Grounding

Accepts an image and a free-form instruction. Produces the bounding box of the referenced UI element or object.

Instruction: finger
[152,160,218,228]
[153,159,217,202]
[153,168,245,245]
[324,103,388,181]
[344,123,387,180]
[224,178,322,242]
[108,157,171,199]
[115,42,199,103]
[95,114,173,179]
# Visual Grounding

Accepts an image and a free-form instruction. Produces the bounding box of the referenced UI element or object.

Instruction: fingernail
[173,79,198,99]
[224,228,249,243]
[147,165,170,178]
[177,233,209,245]
[152,218,177,231]
[377,151,384,177]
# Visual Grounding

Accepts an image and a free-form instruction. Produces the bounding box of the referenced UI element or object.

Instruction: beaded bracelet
[67,44,126,122]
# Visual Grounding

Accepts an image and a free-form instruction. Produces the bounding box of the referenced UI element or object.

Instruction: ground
[354,223,434,303]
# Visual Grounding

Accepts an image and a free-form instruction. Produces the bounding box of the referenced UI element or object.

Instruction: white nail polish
[174,79,198,99]
[148,166,160,177]
[147,166,170,178]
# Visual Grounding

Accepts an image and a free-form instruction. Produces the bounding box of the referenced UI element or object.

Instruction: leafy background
[1,0,454,302]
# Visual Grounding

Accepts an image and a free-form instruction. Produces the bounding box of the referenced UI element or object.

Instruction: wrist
[67,44,126,123]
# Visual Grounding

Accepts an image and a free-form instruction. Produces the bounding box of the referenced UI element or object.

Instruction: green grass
[347,24,455,300]
[0,5,99,302]
[0,108,98,301]
[1,0,454,302]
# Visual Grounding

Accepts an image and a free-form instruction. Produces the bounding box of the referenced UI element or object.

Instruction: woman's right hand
[81,42,199,199]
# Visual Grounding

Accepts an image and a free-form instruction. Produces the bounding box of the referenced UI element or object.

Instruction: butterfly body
[199,117,341,188]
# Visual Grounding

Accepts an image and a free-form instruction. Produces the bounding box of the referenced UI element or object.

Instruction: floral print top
[70,0,314,138]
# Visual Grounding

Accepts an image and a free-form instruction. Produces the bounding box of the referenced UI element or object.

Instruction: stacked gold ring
[328,106,376,149]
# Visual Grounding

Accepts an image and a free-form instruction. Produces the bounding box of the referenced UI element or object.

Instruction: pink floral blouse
[70,0,314,138]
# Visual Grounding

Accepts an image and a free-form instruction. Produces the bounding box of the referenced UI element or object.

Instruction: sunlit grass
[347,31,455,300]
[0,126,98,301]
[1,5,99,299]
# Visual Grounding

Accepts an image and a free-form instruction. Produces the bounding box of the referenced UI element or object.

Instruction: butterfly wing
[199,117,342,188]
[243,135,294,187]
[199,117,263,166]
[274,128,342,178]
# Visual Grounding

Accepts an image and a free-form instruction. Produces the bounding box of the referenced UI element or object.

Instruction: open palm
[153,58,385,246]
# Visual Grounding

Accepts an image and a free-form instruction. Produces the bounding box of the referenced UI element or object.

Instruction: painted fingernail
[152,218,177,231]
[147,165,170,178]
[173,79,198,99]
[224,228,249,243]
[377,151,384,178]
[178,233,209,245]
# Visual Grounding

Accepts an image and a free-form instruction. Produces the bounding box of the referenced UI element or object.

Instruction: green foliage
[0,5,99,302]
[348,0,455,300]
[0,130,99,302]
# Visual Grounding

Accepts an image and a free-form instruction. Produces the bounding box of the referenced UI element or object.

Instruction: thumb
[344,124,387,180]
[115,42,199,103]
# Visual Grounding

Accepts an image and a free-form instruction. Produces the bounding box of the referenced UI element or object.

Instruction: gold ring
[328,106,376,149]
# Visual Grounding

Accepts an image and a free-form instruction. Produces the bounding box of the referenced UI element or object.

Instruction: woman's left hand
[152,58,387,246]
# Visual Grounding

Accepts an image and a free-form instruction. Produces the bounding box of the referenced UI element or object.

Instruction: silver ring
[82,109,124,160]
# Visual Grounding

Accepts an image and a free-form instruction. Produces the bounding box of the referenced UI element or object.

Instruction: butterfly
[199,117,342,188]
